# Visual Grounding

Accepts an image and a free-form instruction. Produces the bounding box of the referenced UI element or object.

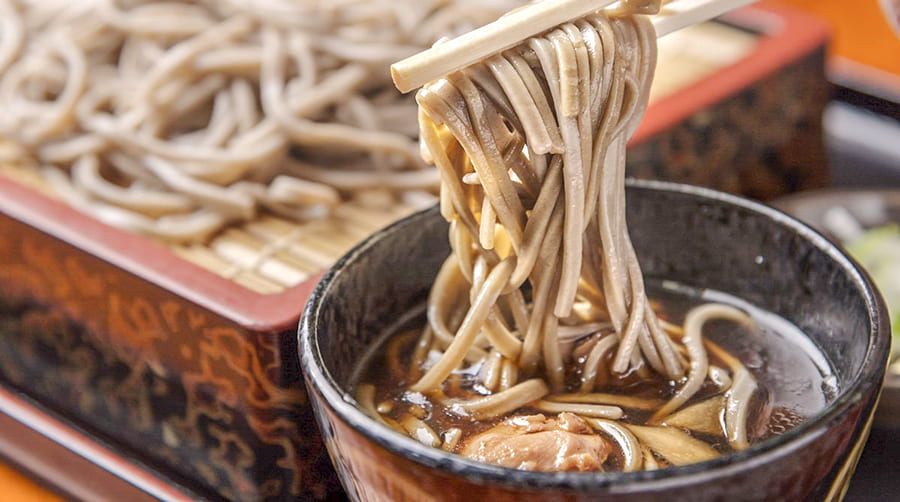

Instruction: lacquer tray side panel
[629,4,831,199]
[629,45,830,199]
[0,213,340,500]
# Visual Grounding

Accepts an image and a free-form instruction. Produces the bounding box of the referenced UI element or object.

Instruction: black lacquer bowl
[300,180,890,502]
[773,188,900,428]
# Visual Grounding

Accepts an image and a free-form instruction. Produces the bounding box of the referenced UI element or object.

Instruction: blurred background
[780,0,900,187]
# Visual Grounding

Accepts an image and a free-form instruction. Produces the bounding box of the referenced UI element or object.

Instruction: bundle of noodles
[359,5,766,471]
[0,0,521,241]
[415,10,683,394]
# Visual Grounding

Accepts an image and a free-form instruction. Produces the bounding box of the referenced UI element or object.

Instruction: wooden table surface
[776,0,900,77]
[0,462,61,501]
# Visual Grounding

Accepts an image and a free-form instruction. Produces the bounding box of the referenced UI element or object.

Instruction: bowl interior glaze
[773,188,900,427]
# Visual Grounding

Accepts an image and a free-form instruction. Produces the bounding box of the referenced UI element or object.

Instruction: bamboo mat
[169,201,418,294]
[0,21,757,296]
[0,153,420,295]
[650,21,757,104]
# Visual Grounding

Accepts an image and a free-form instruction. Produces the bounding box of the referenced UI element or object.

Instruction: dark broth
[352,280,836,471]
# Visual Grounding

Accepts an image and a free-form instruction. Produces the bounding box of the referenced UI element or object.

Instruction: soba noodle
[360,4,766,472]
[414,10,679,391]
[0,0,522,241]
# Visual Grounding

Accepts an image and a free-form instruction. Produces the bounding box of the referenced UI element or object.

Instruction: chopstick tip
[390,63,414,94]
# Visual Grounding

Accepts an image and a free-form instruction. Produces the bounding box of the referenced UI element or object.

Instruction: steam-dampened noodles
[0,0,521,241]
[355,7,829,472]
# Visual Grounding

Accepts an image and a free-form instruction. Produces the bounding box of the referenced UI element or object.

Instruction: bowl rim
[299,179,890,493]
[772,187,900,221]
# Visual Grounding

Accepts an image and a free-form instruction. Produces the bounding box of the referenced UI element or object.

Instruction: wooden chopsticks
[390,0,757,93]
[651,0,757,38]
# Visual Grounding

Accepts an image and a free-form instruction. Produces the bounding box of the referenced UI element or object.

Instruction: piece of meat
[459,412,610,472]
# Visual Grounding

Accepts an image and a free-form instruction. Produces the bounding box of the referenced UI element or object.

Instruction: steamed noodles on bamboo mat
[354,4,822,472]
[0,0,527,241]
[0,1,755,250]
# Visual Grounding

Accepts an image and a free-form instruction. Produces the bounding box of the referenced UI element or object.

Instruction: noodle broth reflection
[354,284,833,473]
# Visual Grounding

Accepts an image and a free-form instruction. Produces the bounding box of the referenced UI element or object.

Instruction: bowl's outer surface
[300,180,890,502]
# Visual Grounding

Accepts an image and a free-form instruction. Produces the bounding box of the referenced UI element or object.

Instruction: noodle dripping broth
[352,3,834,474]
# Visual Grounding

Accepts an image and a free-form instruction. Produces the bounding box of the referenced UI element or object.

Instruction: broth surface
[352,280,835,471]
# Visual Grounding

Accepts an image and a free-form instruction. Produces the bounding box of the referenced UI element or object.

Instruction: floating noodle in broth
[355,6,820,472]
